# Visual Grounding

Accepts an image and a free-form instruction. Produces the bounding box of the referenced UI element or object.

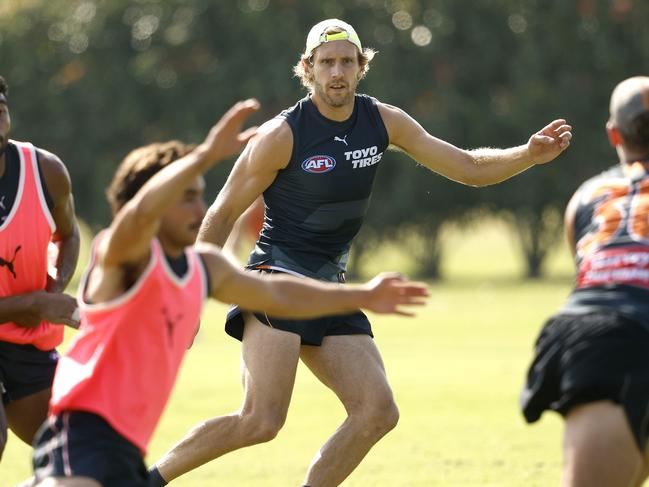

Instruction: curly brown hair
[293,26,376,90]
[106,140,195,215]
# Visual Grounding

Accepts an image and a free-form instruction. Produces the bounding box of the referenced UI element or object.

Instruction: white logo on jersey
[344,146,384,169]
[334,135,349,146]
[0,196,5,210]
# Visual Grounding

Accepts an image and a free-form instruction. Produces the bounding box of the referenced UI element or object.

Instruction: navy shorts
[225,269,374,346]
[33,411,148,487]
[521,311,649,451]
[0,341,58,404]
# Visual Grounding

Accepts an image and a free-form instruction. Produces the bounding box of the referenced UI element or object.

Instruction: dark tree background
[1,0,647,278]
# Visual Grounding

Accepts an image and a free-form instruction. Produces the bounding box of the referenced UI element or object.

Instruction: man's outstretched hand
[362,272,429,316]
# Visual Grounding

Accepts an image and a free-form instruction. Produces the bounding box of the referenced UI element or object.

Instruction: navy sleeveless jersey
[247,94,389,281]
[559,161,649,329]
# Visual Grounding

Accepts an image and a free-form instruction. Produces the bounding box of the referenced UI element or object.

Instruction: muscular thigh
[299,335,394,410]
[239,313,302,414]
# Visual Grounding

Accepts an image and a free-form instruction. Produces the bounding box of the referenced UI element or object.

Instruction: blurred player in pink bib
[30,99,428,487]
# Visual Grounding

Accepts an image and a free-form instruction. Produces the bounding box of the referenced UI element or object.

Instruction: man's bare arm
[37,149,80,293]
[379,103,572,187]
[197,118,293,247]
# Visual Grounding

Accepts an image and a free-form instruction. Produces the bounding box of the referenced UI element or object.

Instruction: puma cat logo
[0,245,21,279]
[334,135,348,146]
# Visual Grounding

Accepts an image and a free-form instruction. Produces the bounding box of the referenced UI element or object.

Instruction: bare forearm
[0,293,38,325]
[262,277,366,318]
[461,145,533,186]
[48,223,80,293]
[135,145,215,222]
[197,203,237,247]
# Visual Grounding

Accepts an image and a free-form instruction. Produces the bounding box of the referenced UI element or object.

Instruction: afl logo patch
[301,155,336,174]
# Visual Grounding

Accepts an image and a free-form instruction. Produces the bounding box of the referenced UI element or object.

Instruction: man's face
[159,176,207,250]
[0,95,11,155]
[309,41,361,108]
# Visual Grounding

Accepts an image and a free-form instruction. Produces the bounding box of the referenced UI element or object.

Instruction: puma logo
[0,245,21,279]
[334,135,348,146]
[0,196,5,211]
[162,307,183,346]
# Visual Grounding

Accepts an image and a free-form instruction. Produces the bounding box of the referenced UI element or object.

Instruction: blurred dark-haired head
[106,141,195,216]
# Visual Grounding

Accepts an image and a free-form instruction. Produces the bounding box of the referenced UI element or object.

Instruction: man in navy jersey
[0,75,80,462]
[150,19,572,486]
[521,76,649,487]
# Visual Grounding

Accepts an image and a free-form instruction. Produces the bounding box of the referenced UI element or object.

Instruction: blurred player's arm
[197,244,429,318]
[99,100,259,269]
[37,149,80,293]
[564,187,582,258]
[378,103,572,187]
[197,118,292,247]
[0,291,78,328]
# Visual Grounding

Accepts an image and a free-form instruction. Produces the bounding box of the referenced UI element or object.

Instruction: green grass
[2,219,573,486]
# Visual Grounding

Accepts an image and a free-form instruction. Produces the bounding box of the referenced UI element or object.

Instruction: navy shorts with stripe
[32,411,148,487]
[521,311,649,451]
[0,341,58,404]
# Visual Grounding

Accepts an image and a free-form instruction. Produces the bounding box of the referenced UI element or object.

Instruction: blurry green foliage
[1,0,647,277]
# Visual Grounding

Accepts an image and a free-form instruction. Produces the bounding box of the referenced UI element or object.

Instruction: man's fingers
[219,99,261,129]
[532,134,555,145]
[392,309,415,317]
[237,126,258,144]
[540,119,566,133]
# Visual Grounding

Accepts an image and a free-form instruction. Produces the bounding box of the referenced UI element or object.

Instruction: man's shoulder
[257,117,292,144]
[34,147,71,202]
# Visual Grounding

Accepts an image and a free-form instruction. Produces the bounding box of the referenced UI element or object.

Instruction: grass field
[2,219,572,486]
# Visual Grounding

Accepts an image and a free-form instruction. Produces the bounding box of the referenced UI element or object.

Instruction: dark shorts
[33,411,148,487]
[0,341,58,404]
[521,311,649,451]
[225,270,373,346]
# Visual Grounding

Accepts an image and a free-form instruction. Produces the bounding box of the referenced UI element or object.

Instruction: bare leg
[5,388,50,444]
[562,401,645,487]
[154,315,301,482]
[300,335,399,487]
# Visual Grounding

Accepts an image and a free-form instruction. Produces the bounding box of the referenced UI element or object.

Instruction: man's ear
[606,121,623,147]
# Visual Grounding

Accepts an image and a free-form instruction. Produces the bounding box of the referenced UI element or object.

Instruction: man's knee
[353,396,399,437]
[241,410,287,444]
[372,398,400,434]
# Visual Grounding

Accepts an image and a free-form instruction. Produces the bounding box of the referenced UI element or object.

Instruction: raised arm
[197,118,293,247]
[37,149,80,293]
[378,102,572,187]
[197,244,429,318]
[100,99,259,269]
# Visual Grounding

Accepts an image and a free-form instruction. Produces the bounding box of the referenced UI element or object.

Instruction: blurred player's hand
[201,99,260,163]
[13,291,80,329]
[362,272,429,316]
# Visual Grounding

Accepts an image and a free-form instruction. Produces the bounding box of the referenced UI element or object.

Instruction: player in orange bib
[0,75,80,461]
[30,99,428,487]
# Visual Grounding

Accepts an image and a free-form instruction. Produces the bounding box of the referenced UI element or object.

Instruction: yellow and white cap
[305,19,362,58]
